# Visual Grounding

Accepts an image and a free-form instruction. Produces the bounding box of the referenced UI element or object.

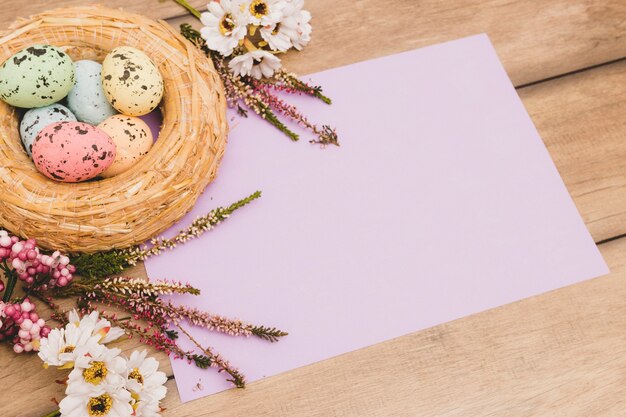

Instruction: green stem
[171,0,202,19]
[2,265,18,303]
[257,102,300,141]
[41,410,60,417]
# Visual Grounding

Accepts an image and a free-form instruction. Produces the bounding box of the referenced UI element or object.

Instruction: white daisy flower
[229,50,282,79]
[125,350,167,417]
[67,343,127,392]
[280,0,312,50]
[248,0,286,26]
[59,382,132,417]
[260,20,292,52]
[200,0,249,56]
[38,324,100,369]
[68,310,125,344]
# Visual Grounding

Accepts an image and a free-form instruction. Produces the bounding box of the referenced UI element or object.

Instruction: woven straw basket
[0,6,228,252]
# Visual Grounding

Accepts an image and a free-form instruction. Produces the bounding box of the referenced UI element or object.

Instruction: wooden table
[1,1,626,416]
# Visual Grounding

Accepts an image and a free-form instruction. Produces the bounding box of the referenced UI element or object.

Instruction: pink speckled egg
[32,121,116,183]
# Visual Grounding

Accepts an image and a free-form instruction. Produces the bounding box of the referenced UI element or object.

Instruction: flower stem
[41,410,60,417]
[171,0,202,19]
[1,264,18,302]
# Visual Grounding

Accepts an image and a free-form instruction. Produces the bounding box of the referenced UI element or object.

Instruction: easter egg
[20,104,77,156]
[99,115,153,178]
[0,45,75,108]
[101,47,164,116]
[32,121,116,183]
[67,60,117,125]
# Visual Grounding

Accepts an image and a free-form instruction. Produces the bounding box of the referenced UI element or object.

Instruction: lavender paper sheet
[145,34,608,402]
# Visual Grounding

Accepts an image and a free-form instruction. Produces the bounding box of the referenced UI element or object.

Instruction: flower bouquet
[174,0,338,145]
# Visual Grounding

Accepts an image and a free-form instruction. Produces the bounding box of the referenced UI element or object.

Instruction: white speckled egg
[0,45,75,108]
[101,47,164,116]
[20,104,77,156]
[67,60,117,125]
[99,115,153,178]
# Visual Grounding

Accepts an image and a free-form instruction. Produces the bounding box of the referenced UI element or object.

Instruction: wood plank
[167,0,626,86]
[520,59,626,242]
[0,0,624,415]
[158,232,626,416]
[0,0,208,29]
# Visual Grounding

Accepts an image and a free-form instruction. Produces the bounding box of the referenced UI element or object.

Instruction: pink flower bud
[13,344,23,353]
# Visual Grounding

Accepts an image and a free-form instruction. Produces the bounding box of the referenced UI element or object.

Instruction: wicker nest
[0,6,228,252]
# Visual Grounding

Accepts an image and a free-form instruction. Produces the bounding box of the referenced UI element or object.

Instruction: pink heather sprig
[50,276,287,387]
[0,230,75,303]
[0,298,51,353]
[255,83,339,146]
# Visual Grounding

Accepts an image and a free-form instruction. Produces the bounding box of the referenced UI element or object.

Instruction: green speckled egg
[0,45,75,108]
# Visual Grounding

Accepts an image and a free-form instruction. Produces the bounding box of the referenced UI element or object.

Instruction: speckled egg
[20,104,77,156]
[101,47,164,116]
[32,121,116,183]
[67,60,117,125]
[0,45,75,108]
[99,115,153,178]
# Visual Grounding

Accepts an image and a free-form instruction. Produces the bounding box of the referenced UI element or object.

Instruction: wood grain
[0,0,625,416]
[521,59,626,242]
[168,0,626,86]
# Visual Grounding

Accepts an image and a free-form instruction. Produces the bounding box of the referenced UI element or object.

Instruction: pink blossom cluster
[0,230,75,288]
[0,298,51,353]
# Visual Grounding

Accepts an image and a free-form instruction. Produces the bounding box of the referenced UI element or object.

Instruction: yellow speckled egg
[99,115,153,178]
[101,47,163,116]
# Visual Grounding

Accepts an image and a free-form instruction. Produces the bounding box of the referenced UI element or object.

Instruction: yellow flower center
[87,394,112,416]
[250,0,268,19]
[60,345,75,354]
[219,13,236,35]
[83,361,108,385]
[128,368,144,385]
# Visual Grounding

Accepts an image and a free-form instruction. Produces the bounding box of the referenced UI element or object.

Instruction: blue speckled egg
[0,45,75,108]
[67,60,117,125]
[20,104,77,156]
